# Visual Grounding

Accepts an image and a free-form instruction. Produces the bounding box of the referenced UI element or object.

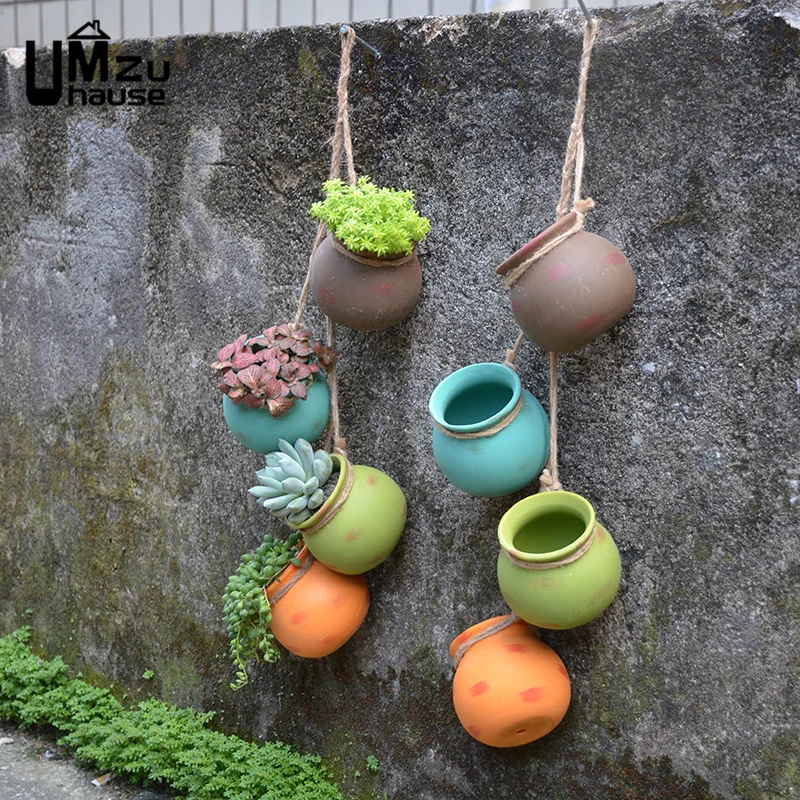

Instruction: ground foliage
[0,628,346,800]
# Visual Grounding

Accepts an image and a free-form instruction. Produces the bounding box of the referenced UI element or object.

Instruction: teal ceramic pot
[428,363,549,497]
[496,491,621,629]
[222,377,330,455]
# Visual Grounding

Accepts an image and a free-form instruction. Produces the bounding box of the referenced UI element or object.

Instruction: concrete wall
[0,2,798,798]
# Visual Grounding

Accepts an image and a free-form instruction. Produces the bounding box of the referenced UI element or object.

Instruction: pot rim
[265,543,311,602]
[290,453,348,532]
[498,490,596,564]
[327,232,417,264]
[428,362,521,434]
[448,614,527,659]
[495,211,579,277]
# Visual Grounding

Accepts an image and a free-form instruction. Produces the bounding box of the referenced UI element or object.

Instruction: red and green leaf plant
[212,325,336,417]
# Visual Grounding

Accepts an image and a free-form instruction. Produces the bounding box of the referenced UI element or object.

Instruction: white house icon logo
[26,19,169,107]
[68,20,111,41]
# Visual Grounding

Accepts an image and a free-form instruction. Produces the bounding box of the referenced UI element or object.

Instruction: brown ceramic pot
[496,213,635,353]
[309,234,422,331]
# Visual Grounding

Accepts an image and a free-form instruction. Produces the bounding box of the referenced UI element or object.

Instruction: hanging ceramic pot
[309,234,422,331]
[450,615,571,748]
[266,546,369,658]
[496,491,621,629]
[291,453,407,574]
[222,378,330,455]
[428,363,549,497]
[496,212,635,353]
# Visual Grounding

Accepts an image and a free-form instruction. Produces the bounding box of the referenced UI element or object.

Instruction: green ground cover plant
[0,628,345,800]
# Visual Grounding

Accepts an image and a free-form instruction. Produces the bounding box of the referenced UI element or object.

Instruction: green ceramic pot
[293,454,407,575]
[496,491,621,629]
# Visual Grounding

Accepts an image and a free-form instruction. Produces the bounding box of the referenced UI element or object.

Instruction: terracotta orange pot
[450,615,571,748]
[266,546,369,658]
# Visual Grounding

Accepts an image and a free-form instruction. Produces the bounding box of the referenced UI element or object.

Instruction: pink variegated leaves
[212,325,336,417]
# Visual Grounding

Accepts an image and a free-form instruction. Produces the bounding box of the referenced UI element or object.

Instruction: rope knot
[503,354,519,372]
[538,467,563,493]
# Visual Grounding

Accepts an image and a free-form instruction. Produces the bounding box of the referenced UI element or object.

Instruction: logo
[26,19,170,107]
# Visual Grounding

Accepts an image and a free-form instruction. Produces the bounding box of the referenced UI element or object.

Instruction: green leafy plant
[249,438,334,525]
[0,628,345,800]
[222,531,304,689]
[310,176,431,258]
[366,754,380,773]
[212,325,336,416]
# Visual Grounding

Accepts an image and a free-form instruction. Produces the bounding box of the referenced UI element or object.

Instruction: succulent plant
[222,530,304,689]
[212,325,336,416]
[309,176,431,258]
[249,438,334,525]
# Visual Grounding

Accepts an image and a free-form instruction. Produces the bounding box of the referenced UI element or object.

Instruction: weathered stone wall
[0,2,798,797]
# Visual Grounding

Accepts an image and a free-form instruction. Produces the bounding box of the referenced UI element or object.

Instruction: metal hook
[340,24,383,60]
[575,0,594,26]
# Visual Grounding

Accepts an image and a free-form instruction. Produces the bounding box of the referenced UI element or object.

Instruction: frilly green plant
[222,531,304,689]
[249,438,334,525]
[309,176,431,258]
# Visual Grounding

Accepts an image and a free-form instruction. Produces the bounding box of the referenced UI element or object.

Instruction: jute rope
[503,18,599,491]
[452,613,536,671]
[457,28,602,659]
[323,314,348,456]
[503,18,599,291]
[291,26,359,457]
[503,524,598,571]
[303,452,355,536]
[267,551,315,606]
[539,350,563,492]
[503,331,525,372]
[328,235,417,268]
[434,395,523,441]
[293,25,357,329]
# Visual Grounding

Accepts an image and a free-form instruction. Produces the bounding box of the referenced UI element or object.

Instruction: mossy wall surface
[0,2,798,797]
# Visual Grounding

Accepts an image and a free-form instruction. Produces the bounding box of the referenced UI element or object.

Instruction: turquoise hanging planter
[222,377,331,455]
[428,363,549,497]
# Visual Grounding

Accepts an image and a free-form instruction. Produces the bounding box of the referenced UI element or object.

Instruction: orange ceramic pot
[266,546,369,658]
[450,615,571,748]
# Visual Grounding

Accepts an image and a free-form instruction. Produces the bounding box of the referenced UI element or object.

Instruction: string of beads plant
[222,532,304,689]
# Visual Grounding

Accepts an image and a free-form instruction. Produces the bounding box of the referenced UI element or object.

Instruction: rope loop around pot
[301,453,355,537]
[267,551,315,607]
[452,613,540,671]
[503,524,598,571]
[434,395,523,441]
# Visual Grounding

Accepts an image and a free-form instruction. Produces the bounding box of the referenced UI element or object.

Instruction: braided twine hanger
[454,17,601,667]
[291,25,359,459]
[504,16,600,496]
